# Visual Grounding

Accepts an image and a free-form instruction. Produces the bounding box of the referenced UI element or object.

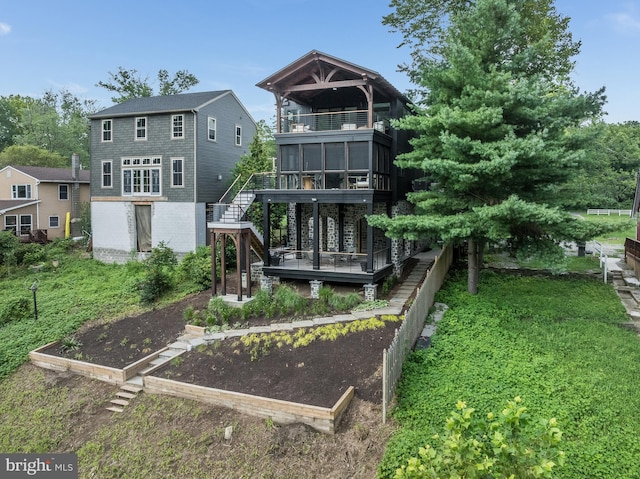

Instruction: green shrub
[273,285,306,316]
[137,242,177,304]
[0,231,19,266]
[15,243,46,266]
[178,246,211,291]
[395,397,564,479]
[0,297,31,326]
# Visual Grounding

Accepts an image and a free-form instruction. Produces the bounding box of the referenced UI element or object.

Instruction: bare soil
[41,260,417,408]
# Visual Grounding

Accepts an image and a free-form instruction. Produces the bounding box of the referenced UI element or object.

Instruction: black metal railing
[280,110,388,134]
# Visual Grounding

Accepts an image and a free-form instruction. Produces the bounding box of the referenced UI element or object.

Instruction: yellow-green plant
[238,315,402,360]
[395,397,564,479]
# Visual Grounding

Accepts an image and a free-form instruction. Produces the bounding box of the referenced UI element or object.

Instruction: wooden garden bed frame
[29,335,354,434]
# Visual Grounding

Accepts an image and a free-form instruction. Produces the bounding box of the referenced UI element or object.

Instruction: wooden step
[106,406,124,413]
[117,391,136,400]
[120,384,143,394]
[110,398,129,407]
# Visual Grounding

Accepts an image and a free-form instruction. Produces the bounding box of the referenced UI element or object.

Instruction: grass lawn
[378,270,640,479]
[0,249,201,382]
[582,212,636,246]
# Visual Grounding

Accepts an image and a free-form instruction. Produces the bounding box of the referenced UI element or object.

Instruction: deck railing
[281,110,388,134]
[267,248,389,273]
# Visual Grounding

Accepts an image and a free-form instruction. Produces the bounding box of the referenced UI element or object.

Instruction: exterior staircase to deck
[211,179,265,259]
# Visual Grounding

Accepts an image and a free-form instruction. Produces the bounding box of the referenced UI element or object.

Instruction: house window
[102,119,112,142]
[59,184,69,200]
[4,215,17,234]
[19,215,32,235]
[208,117,216,141]
[235,125,242,146]
[135,117,147,140]
[49,216,60,228]
[11,184,31,199]
[172,115,184,138]
[172,158,184,187]
[102,161,112,188]
[122,157,161,196]
[4,215,34,237]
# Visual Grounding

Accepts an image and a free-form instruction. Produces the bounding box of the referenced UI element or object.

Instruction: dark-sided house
[89,91,256,263]
[209,51,423,298]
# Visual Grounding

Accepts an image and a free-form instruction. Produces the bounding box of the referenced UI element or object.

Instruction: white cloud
[606,5,640,34]
[0,22,11,35]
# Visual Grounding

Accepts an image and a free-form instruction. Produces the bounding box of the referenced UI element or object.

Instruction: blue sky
[0,0,638,125]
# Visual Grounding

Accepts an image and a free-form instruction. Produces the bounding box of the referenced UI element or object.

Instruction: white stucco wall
[91,201,204,263]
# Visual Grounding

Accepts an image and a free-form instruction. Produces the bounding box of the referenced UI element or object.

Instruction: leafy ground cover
[379,269,640,478]
[0,251,202,381]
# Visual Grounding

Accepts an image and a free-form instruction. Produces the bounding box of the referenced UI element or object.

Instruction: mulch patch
[40,256,421,406]
[155,320,399,408]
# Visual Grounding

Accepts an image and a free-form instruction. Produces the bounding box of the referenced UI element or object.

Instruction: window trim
[121,156,162,196]
[11,184,32,199]
[207,117,217,142]
[102,119,113,142]
[4,214,17,234]
[58,184,69,200]
[171,158,184,188]
[135,116,147,141]
[235,125,242,146]
[19,214,32,235]
[101,160,112,188]
[172,114,184,139]
[49,216,60,228]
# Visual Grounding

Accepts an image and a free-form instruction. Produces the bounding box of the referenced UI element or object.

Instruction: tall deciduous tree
[0,145,68,169]
[369,0,605,293]
[0,95,26,151]
[97,67,199,103]
[14,90,96,167]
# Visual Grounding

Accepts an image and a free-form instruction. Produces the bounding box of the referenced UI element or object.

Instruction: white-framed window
[172,115,184,138]
[58,184,69,200]
[102,119,112,142]
[4,215,17,234]
[122,156,161,196]
[49,216,60,228]
[235,125,242,146]
[135,117,147,140]
[172,158,184,187]
[102,161,112,188]
[19,214,32,235]
[11,184,31,199]
[6,214,33,235]
[208,117,216,141]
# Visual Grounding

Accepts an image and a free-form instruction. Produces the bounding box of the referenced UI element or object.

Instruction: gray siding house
[89,90,256,263]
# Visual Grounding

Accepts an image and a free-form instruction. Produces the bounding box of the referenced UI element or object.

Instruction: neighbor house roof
[11,166,90,183]
[89,90,233,119]
[0,199,40,214]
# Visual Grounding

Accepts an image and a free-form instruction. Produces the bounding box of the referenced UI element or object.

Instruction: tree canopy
[369,0,606,293]
[96,67,199,103]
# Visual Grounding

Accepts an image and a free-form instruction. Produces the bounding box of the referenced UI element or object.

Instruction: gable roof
[9,165,90,183]
[89,90,232,119]
[0,199,40,214]
[256,50,409,106]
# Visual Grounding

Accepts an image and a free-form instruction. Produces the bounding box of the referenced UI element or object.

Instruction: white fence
[382,244,453,423]
[586,209,632,216]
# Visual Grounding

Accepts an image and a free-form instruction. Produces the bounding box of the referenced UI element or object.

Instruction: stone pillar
[309,280,323,299]
[260,275,273,295]
[364,283,378,301]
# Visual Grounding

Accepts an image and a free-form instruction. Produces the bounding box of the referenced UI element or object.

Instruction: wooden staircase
[106,383,143,413]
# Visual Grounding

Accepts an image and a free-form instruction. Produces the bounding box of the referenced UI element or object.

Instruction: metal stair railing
[208,172,277,258]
